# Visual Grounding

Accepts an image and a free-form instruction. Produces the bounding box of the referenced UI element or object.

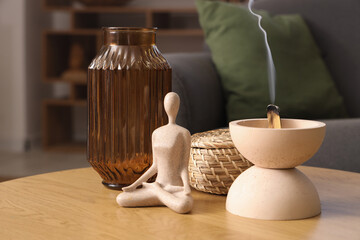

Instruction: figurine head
[164,92,180,124]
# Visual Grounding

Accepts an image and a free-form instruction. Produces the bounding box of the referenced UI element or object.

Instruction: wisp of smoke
[248,0,276,104]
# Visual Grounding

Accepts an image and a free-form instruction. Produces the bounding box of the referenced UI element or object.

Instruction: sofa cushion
[196,0,348,121]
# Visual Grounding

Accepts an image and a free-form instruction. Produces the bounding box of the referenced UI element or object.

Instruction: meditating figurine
[116,92,193,214]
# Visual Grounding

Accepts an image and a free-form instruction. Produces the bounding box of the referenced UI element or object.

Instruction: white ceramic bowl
[229,119,326,169]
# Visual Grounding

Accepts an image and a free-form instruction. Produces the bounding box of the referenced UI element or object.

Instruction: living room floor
[0,150,88,182]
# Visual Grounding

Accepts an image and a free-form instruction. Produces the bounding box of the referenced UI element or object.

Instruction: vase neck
[103,27,156,46]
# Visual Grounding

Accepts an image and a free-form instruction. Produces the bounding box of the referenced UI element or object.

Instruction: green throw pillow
[196,0,348,121]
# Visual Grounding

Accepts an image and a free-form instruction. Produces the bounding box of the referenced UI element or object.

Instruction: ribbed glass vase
[87,27,172,189]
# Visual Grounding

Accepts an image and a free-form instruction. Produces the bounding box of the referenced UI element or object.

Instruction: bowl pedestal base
[226,166,321,220]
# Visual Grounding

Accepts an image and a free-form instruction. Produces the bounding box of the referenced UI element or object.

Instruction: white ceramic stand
[227,119,326,220]
[116,92,193,214]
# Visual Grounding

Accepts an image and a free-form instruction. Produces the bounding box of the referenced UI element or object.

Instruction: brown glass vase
[87,27,172,189]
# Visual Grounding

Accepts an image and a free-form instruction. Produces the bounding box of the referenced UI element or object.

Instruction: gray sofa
[165,0,360,173]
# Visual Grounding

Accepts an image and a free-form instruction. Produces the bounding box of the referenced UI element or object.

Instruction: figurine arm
[123,131,159,192]
[180,131,192,195]
[122,162,157,192]
[180,168,191,195]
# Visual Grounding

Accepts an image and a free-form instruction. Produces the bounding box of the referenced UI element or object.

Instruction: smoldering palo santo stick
[267,104,281,129]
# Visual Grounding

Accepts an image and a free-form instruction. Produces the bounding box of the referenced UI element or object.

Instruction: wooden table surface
[1,166,360,240]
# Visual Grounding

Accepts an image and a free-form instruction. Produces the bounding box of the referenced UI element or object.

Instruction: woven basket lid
[191,128,235,149]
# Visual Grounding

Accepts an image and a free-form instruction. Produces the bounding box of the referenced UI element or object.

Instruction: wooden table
[1,166,359,240]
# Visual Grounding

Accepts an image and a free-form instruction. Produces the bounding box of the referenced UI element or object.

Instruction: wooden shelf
[43,0,245,11]
[44,6,198,13]
[44,142,86,152]
[71,10,201,31]
[44,29,100,35]
[44,29,203,37]
[157,29,203,36]
[72,7,198,13]
[44,99,87,106]
[45,77,87,84]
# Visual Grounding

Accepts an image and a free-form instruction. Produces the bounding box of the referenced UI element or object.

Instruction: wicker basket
[189,129,253,195]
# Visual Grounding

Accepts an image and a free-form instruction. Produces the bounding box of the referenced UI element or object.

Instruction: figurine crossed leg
[116,92,193,214]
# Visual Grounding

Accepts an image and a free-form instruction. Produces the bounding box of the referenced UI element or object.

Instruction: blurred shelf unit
[42,29,98,151]
[43,2,203,37]
[42,99,86,152]
[42,0,241,151]
[42,30,100,85]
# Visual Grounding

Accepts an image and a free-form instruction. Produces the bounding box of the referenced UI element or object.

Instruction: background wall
[0,0,27,151]
[25,0,52,149]
[0,0,50,151]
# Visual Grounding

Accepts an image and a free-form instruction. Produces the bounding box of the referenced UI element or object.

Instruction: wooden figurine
[61,42,87,82]
[116,92,193,214]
